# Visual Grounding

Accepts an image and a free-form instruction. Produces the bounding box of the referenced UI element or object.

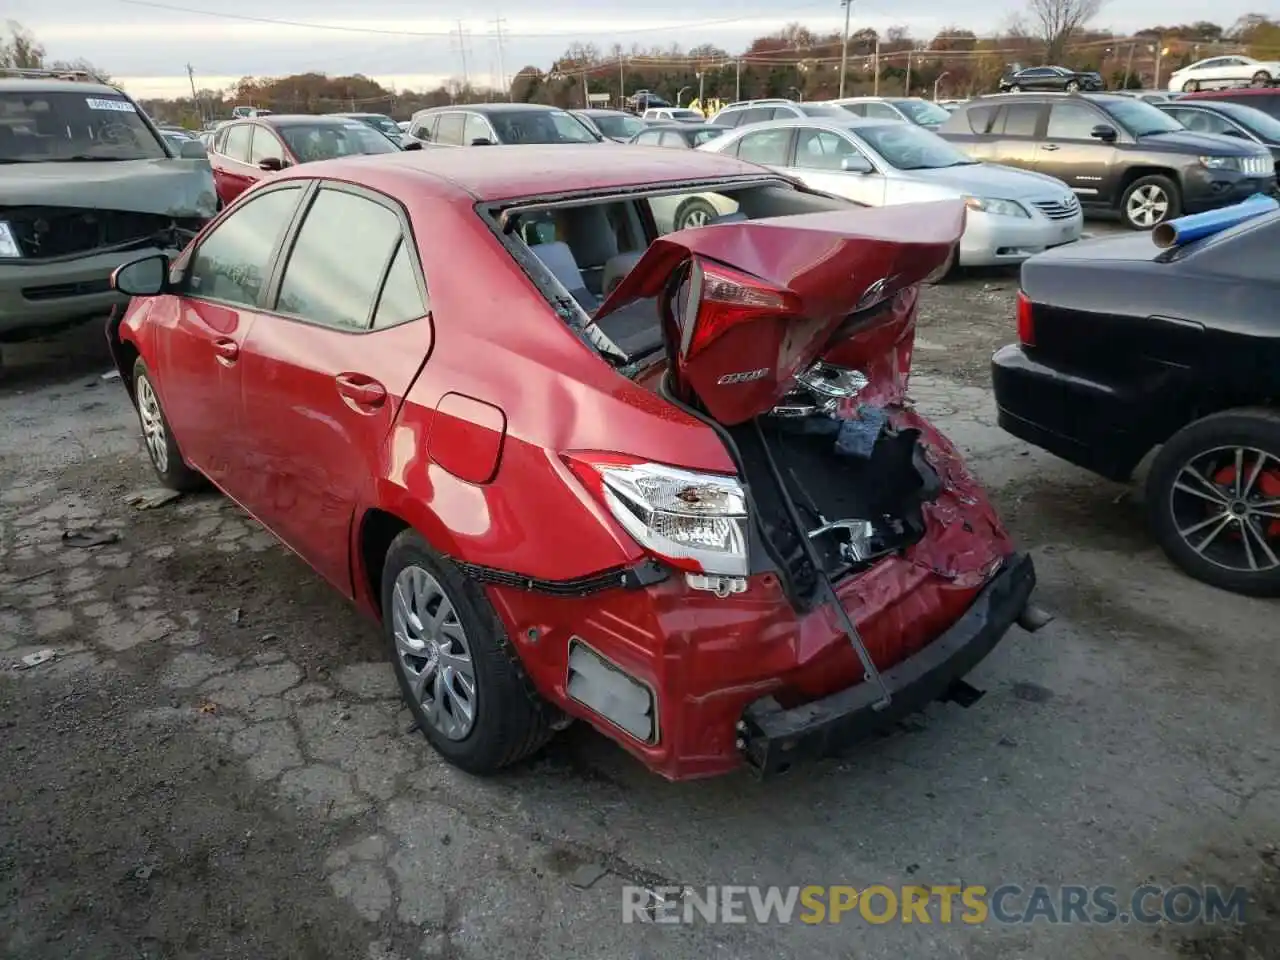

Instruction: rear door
[985,100,1046,171]
[212,122,256,204]
[433,112,466,147]
[233,182,432,594]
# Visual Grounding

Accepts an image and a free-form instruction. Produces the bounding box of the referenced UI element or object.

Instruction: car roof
[1183,88,1277,100]
[960,92,1127,105]
[577,108,631,116]
[250,114,370,127]
[412,102,565,117]
[643,122,728,131]
[277,144,774,202]
[717,116,901,132]
[0,77,125,96]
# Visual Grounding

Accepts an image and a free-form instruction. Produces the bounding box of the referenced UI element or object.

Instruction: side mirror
[111,254,170,297]
[178,139,207,159]
[1090,124,1118,142]
[841,155,874,174]
[470,138,495,146]
[257,156,284,172]
[402,139,423,151]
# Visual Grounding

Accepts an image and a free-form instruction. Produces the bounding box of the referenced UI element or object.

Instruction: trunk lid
[590,200,965,425]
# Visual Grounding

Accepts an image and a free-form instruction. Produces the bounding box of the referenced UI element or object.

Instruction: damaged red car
[105,145,1041,780]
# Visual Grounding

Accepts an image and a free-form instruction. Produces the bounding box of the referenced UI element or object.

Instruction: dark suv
[937,93,1276,229]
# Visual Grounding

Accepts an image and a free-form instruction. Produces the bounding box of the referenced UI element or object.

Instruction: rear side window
[276,188,405,330]
[435,113,465,146]
[863,102,900,120]
[738,106,777,125]
[223,123,251,161]
[373,241,428,328]
[635,130,662,145]
[993,103,1042,137]
[965,104,996,133]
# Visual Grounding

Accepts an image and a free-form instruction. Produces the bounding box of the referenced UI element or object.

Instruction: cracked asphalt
[2,268,1278,960]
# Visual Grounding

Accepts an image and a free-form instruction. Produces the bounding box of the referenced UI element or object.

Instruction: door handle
[212,337,239,363]
[335,373,387,409]
[1041,144,1059,151]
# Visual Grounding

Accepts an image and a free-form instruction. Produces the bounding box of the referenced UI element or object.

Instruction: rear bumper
[991,342,1174,481]
[739,551,1035,777]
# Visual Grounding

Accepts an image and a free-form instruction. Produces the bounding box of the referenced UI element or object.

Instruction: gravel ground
[2,251,1278,959]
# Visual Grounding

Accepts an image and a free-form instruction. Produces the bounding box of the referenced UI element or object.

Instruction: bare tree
[1,20,46,69]
[1026,0,1104,62]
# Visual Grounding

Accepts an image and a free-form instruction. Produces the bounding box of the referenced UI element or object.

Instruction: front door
[234,184,433,594]
[158,184,307,485]
[1035,101,1117,203]
[788,126,887,205]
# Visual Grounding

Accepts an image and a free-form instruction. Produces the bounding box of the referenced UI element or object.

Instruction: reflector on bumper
[567,639,658,743]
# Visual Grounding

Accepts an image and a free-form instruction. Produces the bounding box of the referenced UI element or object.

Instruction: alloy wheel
[679,207,712,229]
[1126,185,1169,228]
[390,565,477,741]
[1168,446,1280,575]
[136,375,169,473]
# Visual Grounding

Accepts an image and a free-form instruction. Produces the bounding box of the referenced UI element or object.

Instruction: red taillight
[677,260,799,360]
[1015,290,1036,346]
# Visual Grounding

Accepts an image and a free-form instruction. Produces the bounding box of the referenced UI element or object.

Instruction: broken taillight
[1015,290,1036,347]
[675,259,799,361]
[564,452,749,576]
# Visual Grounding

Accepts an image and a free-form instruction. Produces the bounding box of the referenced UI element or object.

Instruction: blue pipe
[1152,193,1280,249]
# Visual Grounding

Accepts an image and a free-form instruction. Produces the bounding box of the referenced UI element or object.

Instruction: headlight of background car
[0,222,22,258]
[963,196,1030,218]
[1199,155,1241,171]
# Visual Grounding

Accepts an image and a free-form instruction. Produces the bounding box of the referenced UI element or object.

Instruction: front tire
[381,530,554,774]
[1065,80,1080,92]
[1120,174,1181,230]
[1146,409,1280,597]
[132,358,205,492]
[1008,84,1022,93]
[1251,71,1272,87]
[1182,80,1199,93]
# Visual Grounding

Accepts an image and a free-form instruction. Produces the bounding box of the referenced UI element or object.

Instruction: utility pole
[618,55,625,107]
[697,70,705,109]
[185,63,200,123]
[452,21,471,91]
[1153,40,1163,89]
[490,16,509,99]
[838,0,852,99]
[1122,41,1135,89]
[735,59,741,101]
[873,37,880,95]
[904,51,912,95]
[582,66,589,108]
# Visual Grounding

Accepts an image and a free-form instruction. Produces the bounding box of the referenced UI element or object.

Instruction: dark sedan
[629,122,729,148]
[1158,99,1280,176]
[992,199,1280,596]
[571,108,649,142]
[999,66,1104,93]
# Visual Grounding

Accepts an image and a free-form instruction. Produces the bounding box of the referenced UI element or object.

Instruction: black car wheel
[381,529,555,774]
[1120,174,1181,230]
[1147,409,1280,597]
[132,358,206,492]
[1182,80,1200,93]
[1008,84,1022,93]
[1251,71,1272,87]
[1065,80,1080,92]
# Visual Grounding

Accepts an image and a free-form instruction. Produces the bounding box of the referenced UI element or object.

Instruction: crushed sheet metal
[4,157,217,220]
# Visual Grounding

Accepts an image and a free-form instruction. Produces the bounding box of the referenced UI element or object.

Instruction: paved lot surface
[2,249,1278,959]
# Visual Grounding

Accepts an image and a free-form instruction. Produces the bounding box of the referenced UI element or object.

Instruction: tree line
[3,12,1278,128]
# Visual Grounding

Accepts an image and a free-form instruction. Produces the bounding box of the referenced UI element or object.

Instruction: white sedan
[696,117,1083,270]
[1169,56,1280,93]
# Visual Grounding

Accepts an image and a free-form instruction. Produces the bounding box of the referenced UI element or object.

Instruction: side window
[841,103,867,116]
[994,103,1042,137]
[659,131,686,147]
[864,102,900,120]
[276,188,404,330]
[1046,103,1104,139]
[966,104,996,133]
[635,130,661,145]
[462,113,492,145]
[1170,109,1232,135]
[373,241,428,329]
[249,127,285,163]
[737,128,792,165]
[738,107,776,125]
[410,116,436,141]
[186,187,303,306]
[794,128,857,170]
[1198,58,1224,69]
[435,113,465,146]
[223,123,252,162]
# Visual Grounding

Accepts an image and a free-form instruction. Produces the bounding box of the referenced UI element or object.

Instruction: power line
[490,15,509,97]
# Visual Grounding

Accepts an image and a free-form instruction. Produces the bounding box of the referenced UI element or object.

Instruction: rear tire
[1251,71,1272,87]
[1120,174,1181,230]
[131,358,206,492]
[1009,84,1022,93]
[381,529,555,774]
[1065,80,1080,92]
[1182,80,1199,93]
[1146,409,1280,597]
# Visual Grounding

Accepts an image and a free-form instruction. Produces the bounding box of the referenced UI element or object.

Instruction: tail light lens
[566,453,749,576]
[1015,290,1036,346]
[673,259,799,361]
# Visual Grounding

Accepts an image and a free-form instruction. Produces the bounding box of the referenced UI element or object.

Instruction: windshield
[800,103,847,117]
[892,99,952,126]
[1213,102,1280,140]
[278,121,401,161]
[593,114,647,139]
[855,122,976,170]
[354,114,401,138]
[690,128,726,146]
[0,90,167,162]
[490,110,600,144]
[1105,98,1184,136]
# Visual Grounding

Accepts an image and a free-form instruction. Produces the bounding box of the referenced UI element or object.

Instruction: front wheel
[1065,80,1080,92]
[1008,84,1022,93]
[1146,409,1280,596]
[382,530,555,774]
[132,358,206,492]
[1182,80,1199,93]
[1120,174,1181,230]
[1251,71,1272,87]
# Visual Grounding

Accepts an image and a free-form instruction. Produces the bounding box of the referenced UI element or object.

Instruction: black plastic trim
[451,557,669,596]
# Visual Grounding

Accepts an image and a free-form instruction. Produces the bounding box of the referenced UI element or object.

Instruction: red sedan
[207,113,402,206]
[106,145,1040,781]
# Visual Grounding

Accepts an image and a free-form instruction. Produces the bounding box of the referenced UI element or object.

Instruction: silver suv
[709,99,847,129]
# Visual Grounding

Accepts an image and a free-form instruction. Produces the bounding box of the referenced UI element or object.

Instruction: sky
[7,0,1261,99]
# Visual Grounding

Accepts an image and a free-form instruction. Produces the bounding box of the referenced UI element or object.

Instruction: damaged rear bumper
[738,551,1036,778]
